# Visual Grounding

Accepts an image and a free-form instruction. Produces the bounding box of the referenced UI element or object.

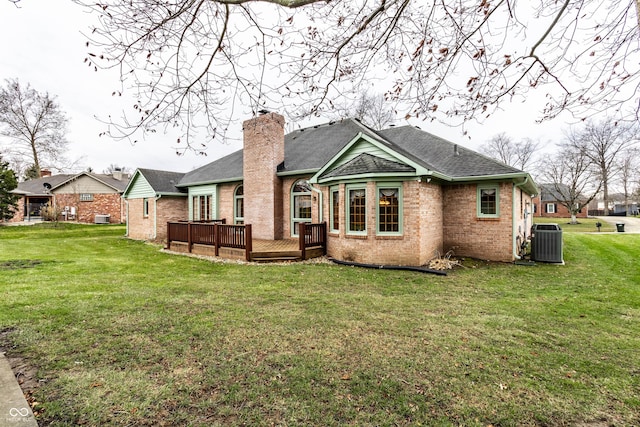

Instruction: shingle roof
[178,150,243,186]
[176,118,533,188]
[137,169,186,194]
[13,172,130,196]
[320,153,415,179]
[378,125,523,178]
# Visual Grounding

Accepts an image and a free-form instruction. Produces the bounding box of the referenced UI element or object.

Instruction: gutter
[512,176,535,260]
[154,194,162,240]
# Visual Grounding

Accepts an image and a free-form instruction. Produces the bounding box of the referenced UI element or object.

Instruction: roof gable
[124,168,186,198]
[320,153,416,180]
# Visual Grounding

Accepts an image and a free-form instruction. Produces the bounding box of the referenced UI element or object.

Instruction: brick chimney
[40,169,52,178]
[242,112,285,240]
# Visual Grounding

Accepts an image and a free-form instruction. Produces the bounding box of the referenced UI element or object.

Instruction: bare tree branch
[69,0,639,149]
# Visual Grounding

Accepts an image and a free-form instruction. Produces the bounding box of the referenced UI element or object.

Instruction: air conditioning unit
[530,223,564,263]
[95,214,111,224]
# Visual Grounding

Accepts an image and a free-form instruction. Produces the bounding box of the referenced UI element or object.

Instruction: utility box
[530,223,564,263]
[95,214,111,224]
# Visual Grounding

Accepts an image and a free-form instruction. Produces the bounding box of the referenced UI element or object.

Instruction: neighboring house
[532,183,588,219]
[124,113,538,264]
[123,169,187,240]
[9,170,130,223]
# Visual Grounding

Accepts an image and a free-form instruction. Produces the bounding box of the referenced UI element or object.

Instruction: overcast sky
[0,0,584,176]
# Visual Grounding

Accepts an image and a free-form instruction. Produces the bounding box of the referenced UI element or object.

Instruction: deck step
[251,256,301,263]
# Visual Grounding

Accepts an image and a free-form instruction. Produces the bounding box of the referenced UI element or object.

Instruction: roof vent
[454,144,460,156]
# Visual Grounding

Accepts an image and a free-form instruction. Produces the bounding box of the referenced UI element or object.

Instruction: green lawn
[1,223,639,426]
[533,216,617,232]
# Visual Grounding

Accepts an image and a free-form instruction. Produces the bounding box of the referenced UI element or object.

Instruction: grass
[0,222,639,426]
[533,216,618,232]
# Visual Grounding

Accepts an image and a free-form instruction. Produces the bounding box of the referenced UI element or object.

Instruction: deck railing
[299,222,327,260]
[167,220,325,262]
[167,220,253,261]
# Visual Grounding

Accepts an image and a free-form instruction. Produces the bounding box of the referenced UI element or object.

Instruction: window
[192,195,212,221]
[234,185,244,224]
[330,187,339,232]
[79,193,93,202]
[477,185,499,217]
[143,198,149,217]
[291,179,312,236]
[546,203,556,214]
[377,185,401,234]
[347,186,366,234]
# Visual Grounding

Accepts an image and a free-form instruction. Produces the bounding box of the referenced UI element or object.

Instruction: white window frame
[546,203,556,214]
[79,193,93,202]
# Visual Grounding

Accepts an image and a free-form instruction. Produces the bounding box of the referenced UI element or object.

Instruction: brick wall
[54,193,125,223]
[242,112,285,239]
[324,180,444,266]
[217,183,239,223]
[8,198,25,222]
[442,182,515,262]
[127,197,187,241]
[155,197,188,241]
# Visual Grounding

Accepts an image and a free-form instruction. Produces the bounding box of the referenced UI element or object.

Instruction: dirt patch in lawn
[0,259,43,270]
[0,327,42,416]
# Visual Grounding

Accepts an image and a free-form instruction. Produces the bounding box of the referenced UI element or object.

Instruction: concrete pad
[0,352,38,426]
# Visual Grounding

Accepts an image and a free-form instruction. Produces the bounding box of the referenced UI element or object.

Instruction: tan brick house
[125,113,538,264]
[10,171,129,223]
[122,169,187,241]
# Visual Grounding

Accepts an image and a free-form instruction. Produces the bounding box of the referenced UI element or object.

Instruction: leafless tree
[481,133,541,171]
[565,119,638,215]
[332,92,395,130]
[618,148,639,215]
[0,79,70,177]
[543,145,602,224]
[54,0,638,150]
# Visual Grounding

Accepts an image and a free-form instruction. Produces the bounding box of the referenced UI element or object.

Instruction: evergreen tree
[0,156,19,221]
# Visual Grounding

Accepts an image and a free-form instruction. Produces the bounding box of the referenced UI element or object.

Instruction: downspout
[124,198,129,236]
[512,176,530,260]
[311,185,323,223]
[154,194,162,240]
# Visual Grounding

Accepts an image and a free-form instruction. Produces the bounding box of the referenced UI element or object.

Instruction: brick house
[124,113,538,264]
[122,169,187,241]
[9,171,129,223]
[532,183,588,219]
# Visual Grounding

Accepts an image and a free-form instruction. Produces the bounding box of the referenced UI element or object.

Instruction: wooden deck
[251,239,306,262]
[166,222,327,263]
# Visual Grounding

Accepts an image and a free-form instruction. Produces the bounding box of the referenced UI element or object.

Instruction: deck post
[187,222,193,253]
[320,221,327,255]
[166,222,171,249]
[299,222,307,260]
[214,223,220,257]
[245,224,253,261]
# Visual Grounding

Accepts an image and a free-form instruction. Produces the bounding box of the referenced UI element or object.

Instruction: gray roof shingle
[176,118,531,187]
[137,169,186,194]
[13,172,131,196]
[320,153,415,179]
